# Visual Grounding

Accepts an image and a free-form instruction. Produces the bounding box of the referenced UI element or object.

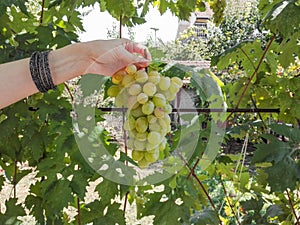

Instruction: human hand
[81,38,151,76]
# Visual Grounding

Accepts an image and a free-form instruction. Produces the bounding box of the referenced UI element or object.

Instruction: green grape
[158,118,171,134]
[134,139,146,150]
[135,132,148,141]
[154,107,165,118]
[165,92,176,101]
[142,101,155,115]
[135,117,148,133]
[152,93,166,107]
[138,158,150,169]
[147,131,162,145]
[158,76,171,91]
[168,82,180,94]
[122,74,135,87]
[135,70,148,83]
[163,113,171,124]
[112,70,126,84]
[106,66,184,167]
[127,138,135,149]
[125,64,137,74]
[171,77,183,87]
[107,85,120,97]
[159,137,167,151]
[128,83,142,95]
[163,104,172,114]
[128,129,137,139]
[137,92,148,104]
[147,114,157,124]
[149,122,161,132]
[127,95,139,109]
[115,90,128,107]
[123,116,135,131]
[146,141,159,151]
[130,106,144,118]
[148,70,161,84]
[132,150,144,161]
[143,82,157,97]
[144,148,159,163]
[158,118,168,131]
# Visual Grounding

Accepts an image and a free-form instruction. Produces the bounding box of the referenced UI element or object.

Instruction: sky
[78,3,180,43]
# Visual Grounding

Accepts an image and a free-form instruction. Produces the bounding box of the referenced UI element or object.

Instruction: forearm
[0,39,150,109]
[0,43,87,109]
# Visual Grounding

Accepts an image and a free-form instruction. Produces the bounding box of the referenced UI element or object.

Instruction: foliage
[161,0,262,61]
[0,0,300,225]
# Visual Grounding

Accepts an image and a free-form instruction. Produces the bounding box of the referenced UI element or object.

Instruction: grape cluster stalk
[107,65,183,168]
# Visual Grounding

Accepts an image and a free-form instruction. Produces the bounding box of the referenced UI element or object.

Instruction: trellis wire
[98,107,280,113]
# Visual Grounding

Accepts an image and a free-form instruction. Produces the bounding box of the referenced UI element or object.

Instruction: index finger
[125,42,152,61]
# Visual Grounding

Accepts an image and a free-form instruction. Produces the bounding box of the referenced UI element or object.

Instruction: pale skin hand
[0,38,151,109]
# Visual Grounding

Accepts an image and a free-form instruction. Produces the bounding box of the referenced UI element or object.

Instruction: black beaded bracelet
[29,51,57,93]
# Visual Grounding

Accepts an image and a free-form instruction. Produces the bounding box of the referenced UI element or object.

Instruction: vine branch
[40,0,46,24]
[286,189,300,225]
[13,160,17,198]
[225,35,276,122]
[240,48,256,71]
[219,174,241,225]
[177,151,222,225]
[64,82,74,103]
[77,197,81,225]
[119,14,122,38]
[250,95,267,130]
[123,191,129,214]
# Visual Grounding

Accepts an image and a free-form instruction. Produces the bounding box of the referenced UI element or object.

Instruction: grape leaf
[265,158,299,192]
[152,200,190,225]
[258,0,282,19]
[263,0,300,38]
[80,200,104,224]
[211,40,264,75]
[277,31,300,67]
[25,195,45,224]
[95,178,119,206]
[252,140,290,164]
[188,209,219,225]
[265,204,289,219]
[70,170,90,199]
[43,179,74,215]
[137,189,190,225]
[253,132,300,192]
[269,123,300,143]
[0,198,25,224]
[94,203,126,225]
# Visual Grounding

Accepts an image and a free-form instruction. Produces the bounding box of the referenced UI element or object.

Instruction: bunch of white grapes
[107,65,183,168]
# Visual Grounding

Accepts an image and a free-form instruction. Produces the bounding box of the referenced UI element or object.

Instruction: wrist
[49,43,88,85]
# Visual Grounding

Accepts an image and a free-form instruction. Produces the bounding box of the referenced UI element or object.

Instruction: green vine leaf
[188,209,219,225]
[277,31,300,67]
[262,0,300,38]
[252,130,300,192]
[0,198,26,224]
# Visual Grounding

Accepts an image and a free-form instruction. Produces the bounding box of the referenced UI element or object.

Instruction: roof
[195,4,213,18]
[170,60,211,69]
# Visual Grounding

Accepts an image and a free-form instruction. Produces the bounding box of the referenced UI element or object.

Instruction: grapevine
[107,65,183,168]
